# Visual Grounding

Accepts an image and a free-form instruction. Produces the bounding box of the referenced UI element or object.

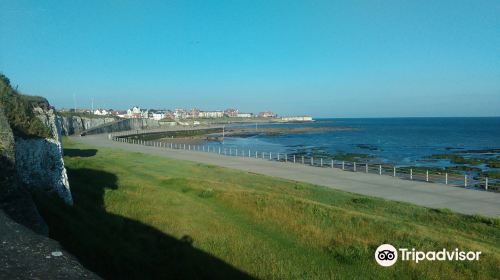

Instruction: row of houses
[117,107,276,120]
[64,107,311,122]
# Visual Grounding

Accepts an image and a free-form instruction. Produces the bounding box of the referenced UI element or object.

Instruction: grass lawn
[34,138,500,279]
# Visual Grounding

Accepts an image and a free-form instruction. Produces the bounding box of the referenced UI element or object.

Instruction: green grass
[34,138,500,279]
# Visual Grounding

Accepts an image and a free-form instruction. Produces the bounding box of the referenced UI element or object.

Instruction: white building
[94,109,109,116]
[152,112,165,120]
[115,111,128,118]
[125,107,148,118]
[127,106,142,116]
[199,111,224,118]
[236,113,253,118]
[174,108,188,119]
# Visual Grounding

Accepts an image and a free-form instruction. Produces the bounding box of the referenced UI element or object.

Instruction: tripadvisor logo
[375,244,481,267]
[375,244,398,267]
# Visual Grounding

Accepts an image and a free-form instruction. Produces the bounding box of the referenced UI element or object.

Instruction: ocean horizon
[204,117,500,171]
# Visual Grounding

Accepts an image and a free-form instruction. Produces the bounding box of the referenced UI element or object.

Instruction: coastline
[74,134,500,216]
[114,118,500,190]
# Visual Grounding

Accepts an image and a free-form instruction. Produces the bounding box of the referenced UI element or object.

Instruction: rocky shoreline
[217,126,358,137]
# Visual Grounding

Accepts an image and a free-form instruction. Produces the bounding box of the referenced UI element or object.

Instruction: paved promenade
[72,135,500,217]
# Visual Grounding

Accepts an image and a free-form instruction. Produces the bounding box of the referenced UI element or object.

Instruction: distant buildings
[149,110,166,121]
[127,106,148,118]
[259,111,275,118]
[164,110,175,120]
[237,112,253,118]
[190,108,200,118]
[174,108,188,119]
[61,105,287,121]
[199,111,224,118]
[224,108,238,117]
[113,110,128,118]
[93,109,109,116]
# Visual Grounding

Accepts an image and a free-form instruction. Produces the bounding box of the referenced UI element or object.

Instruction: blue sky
[1,0,499,117]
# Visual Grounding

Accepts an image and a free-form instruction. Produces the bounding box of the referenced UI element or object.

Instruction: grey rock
[0,107,48,235]
[15,107,72,205]
[0,210,100,279]
[60,116,116,136]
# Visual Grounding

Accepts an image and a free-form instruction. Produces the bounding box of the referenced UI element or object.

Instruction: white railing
[109,135,497,192]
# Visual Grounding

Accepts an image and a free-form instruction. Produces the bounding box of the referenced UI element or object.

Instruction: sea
[205,117,500,171]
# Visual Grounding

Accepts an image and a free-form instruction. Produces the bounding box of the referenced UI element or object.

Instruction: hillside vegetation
[0,74,50,138]
[35,138,500,279]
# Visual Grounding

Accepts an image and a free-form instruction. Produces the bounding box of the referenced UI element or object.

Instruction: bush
[0,73,51,138]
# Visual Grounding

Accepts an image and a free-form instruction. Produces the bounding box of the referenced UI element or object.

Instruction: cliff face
[60,115,162,136]
[60,115,116,136]
[0,74,72,229]
[0,107,48,235]
[15,107,72,205]
[0,74,100,278]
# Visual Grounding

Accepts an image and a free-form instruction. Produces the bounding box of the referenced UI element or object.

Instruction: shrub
[0,73,51,138]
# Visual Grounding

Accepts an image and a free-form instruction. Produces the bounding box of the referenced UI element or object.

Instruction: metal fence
[110,135,497,192]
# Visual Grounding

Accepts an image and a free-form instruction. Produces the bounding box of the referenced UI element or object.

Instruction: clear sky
[1,0,499,117]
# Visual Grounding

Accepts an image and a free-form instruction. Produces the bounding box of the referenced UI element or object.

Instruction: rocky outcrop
[0,107,48,235]
[14,107,72,205]
[15,138,72,204]
[1,73,72,224]
[60,115,116,136]
[0,74,99,278]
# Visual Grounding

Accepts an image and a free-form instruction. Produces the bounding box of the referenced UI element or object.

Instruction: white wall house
[127,106,142,116]
[237,113,253,118]
[199,111,224,118]
[174,108,188,119]
[152,112,165,120]
[94,109,108,116]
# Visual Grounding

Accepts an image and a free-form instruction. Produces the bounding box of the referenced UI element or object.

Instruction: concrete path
[72,135,500,217]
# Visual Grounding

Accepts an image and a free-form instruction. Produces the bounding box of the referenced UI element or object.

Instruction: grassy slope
[35,138,500,279]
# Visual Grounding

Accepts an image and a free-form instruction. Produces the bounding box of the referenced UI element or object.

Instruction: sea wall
[60,115,116,135]
[82,118,162,135]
